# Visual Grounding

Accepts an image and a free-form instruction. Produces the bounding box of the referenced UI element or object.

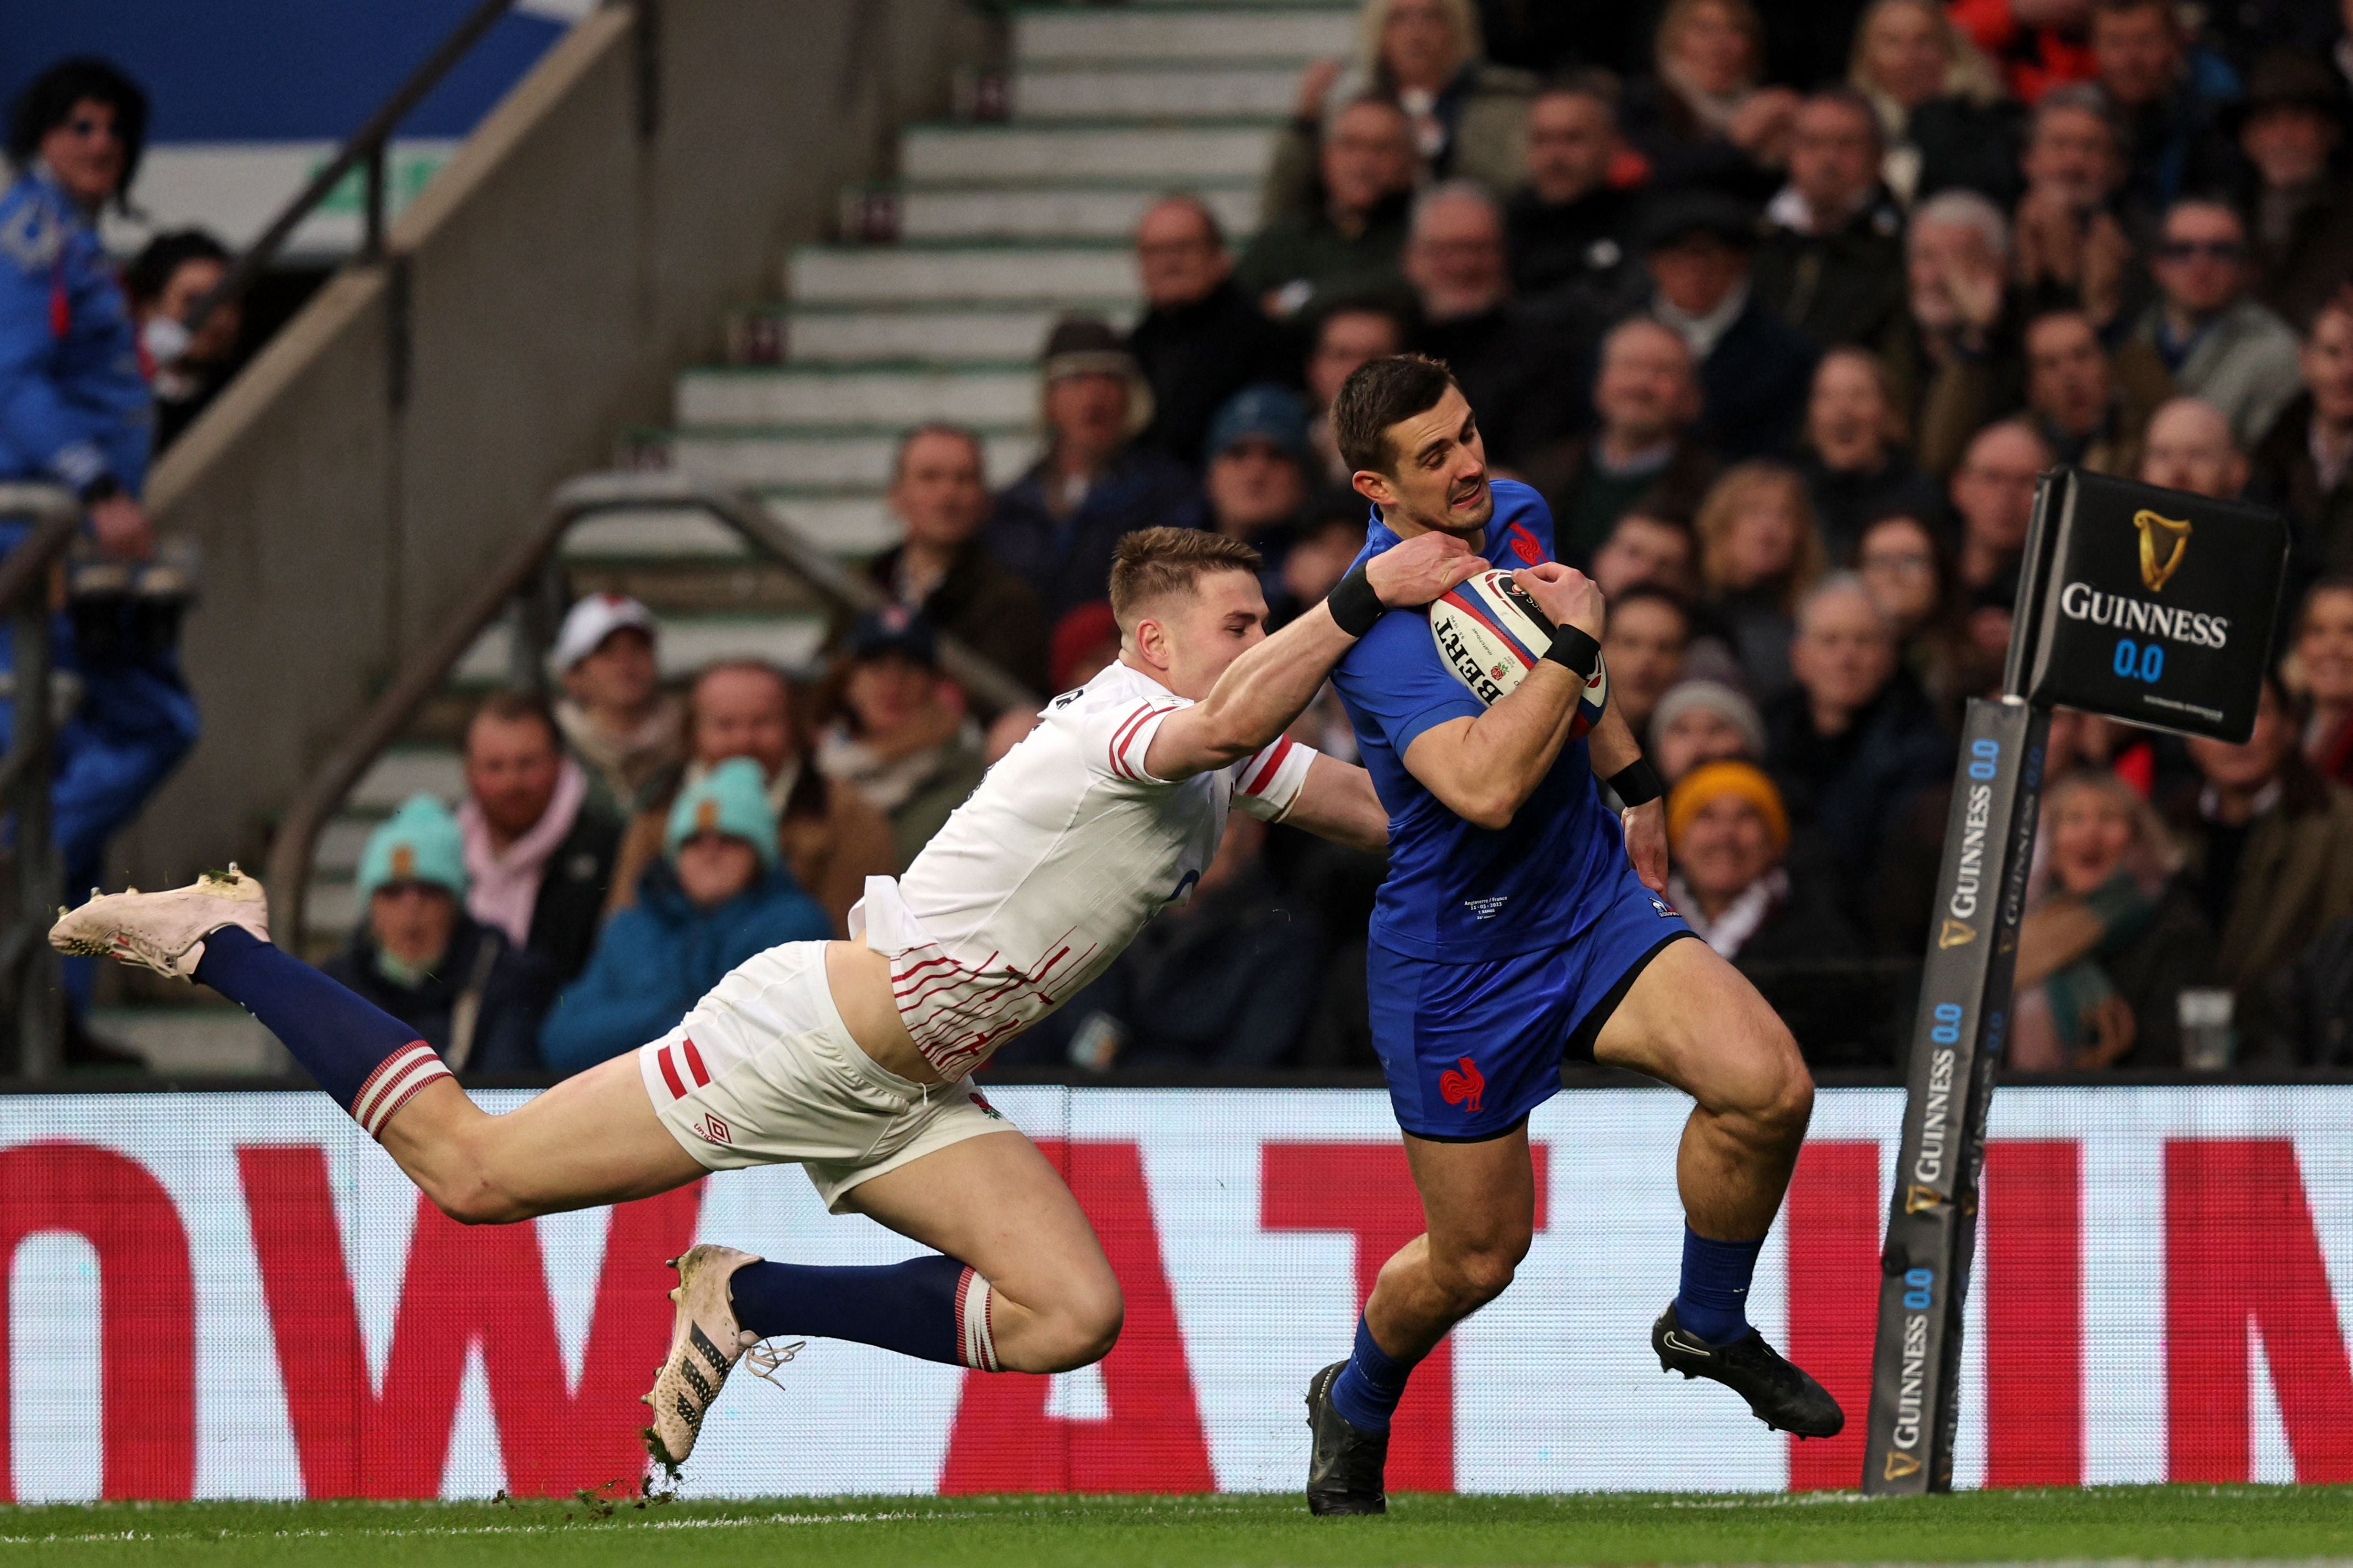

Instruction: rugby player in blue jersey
[1303,356,1841,1514]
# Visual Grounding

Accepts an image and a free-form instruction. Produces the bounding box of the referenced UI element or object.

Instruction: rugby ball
[1428,567,1609,736]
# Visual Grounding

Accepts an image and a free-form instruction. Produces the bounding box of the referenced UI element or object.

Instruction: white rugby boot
[642,1244,801,1476]
[49,865,271,981]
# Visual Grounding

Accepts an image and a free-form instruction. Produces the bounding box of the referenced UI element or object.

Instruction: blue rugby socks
[194,926,452,1138]
[728,1255,1004,1370]
[1329,1315,1419,1433]
[1674,1224,1766,1345]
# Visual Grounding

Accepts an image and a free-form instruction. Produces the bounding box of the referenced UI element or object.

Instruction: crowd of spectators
[22,7,2353,1077]
[324,0,2353,1079]
[967,0,2353,1076]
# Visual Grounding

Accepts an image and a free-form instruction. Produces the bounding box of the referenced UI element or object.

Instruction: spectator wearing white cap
[550,592,685,816]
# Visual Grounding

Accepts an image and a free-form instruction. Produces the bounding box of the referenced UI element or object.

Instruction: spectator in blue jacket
[1,59,152,518]
[321,795,557,1074]
[984,316,1205,621]
[539,758,830,1073]
[3,60,200,1043]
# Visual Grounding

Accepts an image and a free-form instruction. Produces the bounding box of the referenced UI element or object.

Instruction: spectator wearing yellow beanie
[1665,759,1866,1060]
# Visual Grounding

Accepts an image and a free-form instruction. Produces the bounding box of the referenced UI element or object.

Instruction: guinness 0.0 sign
[1866,466,2288,1493]
[2011,467,2290,742]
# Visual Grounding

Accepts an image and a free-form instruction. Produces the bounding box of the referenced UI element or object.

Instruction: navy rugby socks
[194,926,451,1138]
[729,1254,1005,1371]
[1673,1224,1766,1344]
[1329,1316,1418,1433]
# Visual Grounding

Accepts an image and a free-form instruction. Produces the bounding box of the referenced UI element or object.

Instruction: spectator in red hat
[1049,600,1121,695]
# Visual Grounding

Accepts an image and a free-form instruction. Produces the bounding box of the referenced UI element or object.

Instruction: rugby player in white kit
[53,525,1482,1474]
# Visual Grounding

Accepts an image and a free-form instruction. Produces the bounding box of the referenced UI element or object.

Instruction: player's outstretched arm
[1280,754,1390,852]
[1145,532,1484,781]
[1401,562,1603,830]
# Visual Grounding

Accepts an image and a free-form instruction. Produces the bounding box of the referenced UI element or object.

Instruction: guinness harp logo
[1884,1449,1922,1480]
[1937,918,1976,950]
[1904,1184,1943,1214]
[2133,509,2191,592]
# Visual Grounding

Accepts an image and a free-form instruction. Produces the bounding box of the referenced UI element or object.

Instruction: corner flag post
[1858,466,2288,1494]
[1859,693,2045,1492]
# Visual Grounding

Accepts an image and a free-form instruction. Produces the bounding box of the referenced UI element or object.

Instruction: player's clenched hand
[1365,531,1488,608]
[1622,799,1667,894]
[1512,561,1604,639]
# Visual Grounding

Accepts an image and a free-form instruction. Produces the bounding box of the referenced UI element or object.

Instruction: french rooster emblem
[1438,1055,1485,1113]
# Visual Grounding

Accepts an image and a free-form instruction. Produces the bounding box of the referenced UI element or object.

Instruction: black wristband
[1543,624,1601,681]
[1608,758,1665,809]
[1325,560,1385,638]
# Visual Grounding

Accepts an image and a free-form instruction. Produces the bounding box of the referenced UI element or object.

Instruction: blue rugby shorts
[1366,858,1694,1141]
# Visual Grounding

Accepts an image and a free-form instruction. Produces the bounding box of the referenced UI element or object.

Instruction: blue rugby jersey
[1331,479,1628,962]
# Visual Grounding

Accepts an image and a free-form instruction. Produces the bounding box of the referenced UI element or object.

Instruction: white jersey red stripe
[852,660,1317,1081]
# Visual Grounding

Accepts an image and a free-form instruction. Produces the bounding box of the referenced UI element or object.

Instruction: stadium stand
[291,4,1361,962]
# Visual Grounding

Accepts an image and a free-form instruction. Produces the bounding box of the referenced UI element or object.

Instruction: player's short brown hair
[1332,353,1459,477]
[1107,528,1263,629]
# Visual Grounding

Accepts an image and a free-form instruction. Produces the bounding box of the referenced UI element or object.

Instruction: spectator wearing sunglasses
[2128,195,2302,448]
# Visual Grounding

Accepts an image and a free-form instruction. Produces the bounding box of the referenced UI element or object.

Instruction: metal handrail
[264,474,1042,944]
[0,482,87,1077]
[184,0,521,336]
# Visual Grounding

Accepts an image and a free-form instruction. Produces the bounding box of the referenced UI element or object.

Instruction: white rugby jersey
[849,660,1317,1080]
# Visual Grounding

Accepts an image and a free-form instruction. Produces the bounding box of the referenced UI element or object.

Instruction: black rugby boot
[1304,1360,1390,1515]
[1652,1302,1845,1438]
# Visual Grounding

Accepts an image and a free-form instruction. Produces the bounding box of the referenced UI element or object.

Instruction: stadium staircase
[108,1,1361,1068]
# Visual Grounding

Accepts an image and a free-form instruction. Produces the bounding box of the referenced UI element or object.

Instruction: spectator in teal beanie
[321,794,556,1073]
[539,758,830,1073]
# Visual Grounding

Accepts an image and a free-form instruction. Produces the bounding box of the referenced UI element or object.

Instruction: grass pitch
[0,1485,2344,1566]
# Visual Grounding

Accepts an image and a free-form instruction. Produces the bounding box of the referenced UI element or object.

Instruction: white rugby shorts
[635,940,1014,1211]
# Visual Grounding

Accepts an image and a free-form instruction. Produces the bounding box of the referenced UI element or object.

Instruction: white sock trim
[956,1266,999,1372]
[352,1042,453,1139]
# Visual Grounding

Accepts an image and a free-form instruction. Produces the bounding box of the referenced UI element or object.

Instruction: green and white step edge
[896,182,1259,243]
[788,243,1142,306]
[775,301,1137,365]
[901,122,1277,184]
[1013,7,1354,66]
[557,496,904,562]
[645,427,1039,489]
[1012,63,1303,121]
[449,613,833,692]
[675,364,1039,429]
